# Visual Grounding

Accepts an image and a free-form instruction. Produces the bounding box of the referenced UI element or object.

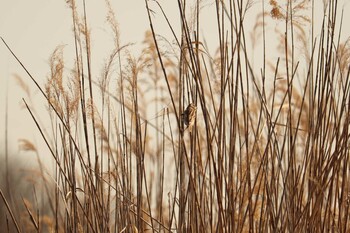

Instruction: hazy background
[1,0,350,161]
[0,0,175,155]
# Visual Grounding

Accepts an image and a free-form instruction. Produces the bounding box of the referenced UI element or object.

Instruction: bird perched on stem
[182,103,197,132]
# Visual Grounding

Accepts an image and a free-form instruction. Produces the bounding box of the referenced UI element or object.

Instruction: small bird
[181,103,197,132]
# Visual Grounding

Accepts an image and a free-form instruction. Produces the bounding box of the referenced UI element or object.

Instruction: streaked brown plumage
[182,103,197,131]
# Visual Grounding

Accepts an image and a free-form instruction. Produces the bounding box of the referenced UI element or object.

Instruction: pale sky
[0,0,169,151]
[1,0,350,156]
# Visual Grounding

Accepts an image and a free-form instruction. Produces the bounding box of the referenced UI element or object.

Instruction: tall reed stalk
[1,0,350,232]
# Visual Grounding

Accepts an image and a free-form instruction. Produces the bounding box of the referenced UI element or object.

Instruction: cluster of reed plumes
[1,0,350,232]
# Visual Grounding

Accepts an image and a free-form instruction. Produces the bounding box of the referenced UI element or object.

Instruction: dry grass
[1,0,350,232]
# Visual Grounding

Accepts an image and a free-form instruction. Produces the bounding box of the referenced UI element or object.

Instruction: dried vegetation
[1,0,350,232]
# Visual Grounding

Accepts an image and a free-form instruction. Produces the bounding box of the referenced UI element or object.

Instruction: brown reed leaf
[270,6,284,20]
[18,139,37,152]
[105,0,121,46]
[337,38,350,75]
[22,197,39,231]
[49,45,65,95]
[13,74,31,97]
[41,215,54,230]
